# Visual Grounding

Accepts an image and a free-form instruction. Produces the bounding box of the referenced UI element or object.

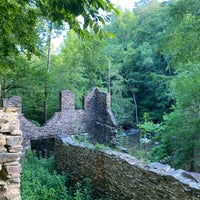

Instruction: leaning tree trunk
[132,91,139,124]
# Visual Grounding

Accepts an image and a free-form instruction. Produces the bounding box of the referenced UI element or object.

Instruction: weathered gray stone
[0,153,20,164]
[149,162,172,172]
[183,171,200,183]
[6,184,21,200]
[3,89,117,151]
[7,146,22,153]
[5,164,21,175]
[54,137,200,200]
[0,135,6,147]
[0,109,22,200]
[3,97,22,109]
[6,136,22,147]
[10,131,22,136]
[4,90,200,200]
[0,121,10,133]
[0,119,8,124]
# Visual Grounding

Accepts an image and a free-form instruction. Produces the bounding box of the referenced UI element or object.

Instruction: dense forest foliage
[1,0,200,172]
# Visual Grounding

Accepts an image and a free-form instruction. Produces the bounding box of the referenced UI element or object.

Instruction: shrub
[21,150,68,200]
[20,150,111,200]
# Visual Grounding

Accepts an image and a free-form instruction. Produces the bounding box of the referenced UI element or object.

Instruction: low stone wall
[54,135,200,200]
[0,108,22,200]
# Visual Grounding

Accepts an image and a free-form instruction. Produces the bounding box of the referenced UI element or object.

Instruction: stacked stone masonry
[0,108,22,200]
[54,135,200,200]
[3,88,117,150]
[3,89,200,199]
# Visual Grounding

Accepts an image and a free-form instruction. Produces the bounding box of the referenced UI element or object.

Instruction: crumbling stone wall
[3,88,117,150]
[0,108,22,200]
[81,88,117,144]
[54,135,200,200]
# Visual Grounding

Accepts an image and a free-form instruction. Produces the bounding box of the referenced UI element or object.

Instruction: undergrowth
[21,150,110,200]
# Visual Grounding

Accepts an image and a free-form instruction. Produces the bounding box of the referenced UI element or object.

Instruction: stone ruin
[2,88,117,151]
[0,89,200,200]
[0,108,22,200]
[54,136,200,200]
[0,88,117,199]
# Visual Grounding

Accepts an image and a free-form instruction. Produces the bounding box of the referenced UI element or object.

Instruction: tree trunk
[44,24,52,123]
[107,57,111,94]
[2,76,7,98]
[132,92,139,123]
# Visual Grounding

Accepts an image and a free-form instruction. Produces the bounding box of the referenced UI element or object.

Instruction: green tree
[48,30,108,114]
[0,0,40,99]
[152,67,200,171]
[35,0,118,122]
[0,0,118,123]
[164,0,200,65]
[0,0,40,60]
[0,56,47,124]
[130,0,172,122]
[152,0,200,172]
[104,10,138,125]
[105,1,172,125]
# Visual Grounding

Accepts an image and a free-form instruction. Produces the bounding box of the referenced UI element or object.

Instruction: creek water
[118,129,152,158]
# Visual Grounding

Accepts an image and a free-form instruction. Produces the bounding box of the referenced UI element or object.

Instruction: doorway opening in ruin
[31,137,55,157]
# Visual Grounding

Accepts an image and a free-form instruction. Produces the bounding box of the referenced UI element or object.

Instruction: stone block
[0,148,7,154]
[0,136,6,147]
[0,181,8,192]
[6,184,20,200]
[10,131,22,136]
[0,120,9,133]
[0,108,21,200]
[4,107,20,113]
[4,162,19,166]
[7,146,22,153]
[5,165,21,175]
[0,153,20,164]
[0,119,8,124]
[6,136,22,147]
[8,177,20,184]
